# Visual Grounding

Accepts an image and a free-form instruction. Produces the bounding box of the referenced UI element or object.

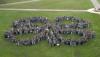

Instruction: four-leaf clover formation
[4,16,96,46]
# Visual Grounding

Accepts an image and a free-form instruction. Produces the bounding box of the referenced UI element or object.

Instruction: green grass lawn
[0,0,93,9]
[0,0,29,4]
[0,0,99,57]
[16,33,35,40]
[62,34,82,40]
[98,0,100,3]
[0,11,100,57]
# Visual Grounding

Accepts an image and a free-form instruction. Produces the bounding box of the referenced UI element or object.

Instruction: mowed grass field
[0,11,100,57]
[98,0,100,2]
[0,0,29,4]
[0,0,100,57]
[0,0,93,9]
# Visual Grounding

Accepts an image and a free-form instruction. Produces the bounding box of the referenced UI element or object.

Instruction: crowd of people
[4,16,96,46]
[56,16,89,29]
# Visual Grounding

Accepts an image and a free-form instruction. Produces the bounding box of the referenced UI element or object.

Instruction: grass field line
[0,8,88,12]
[0,0,39,6]
[0,8,100,14]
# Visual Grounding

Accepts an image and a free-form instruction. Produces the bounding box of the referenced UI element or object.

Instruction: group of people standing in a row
[4,16,96,46]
